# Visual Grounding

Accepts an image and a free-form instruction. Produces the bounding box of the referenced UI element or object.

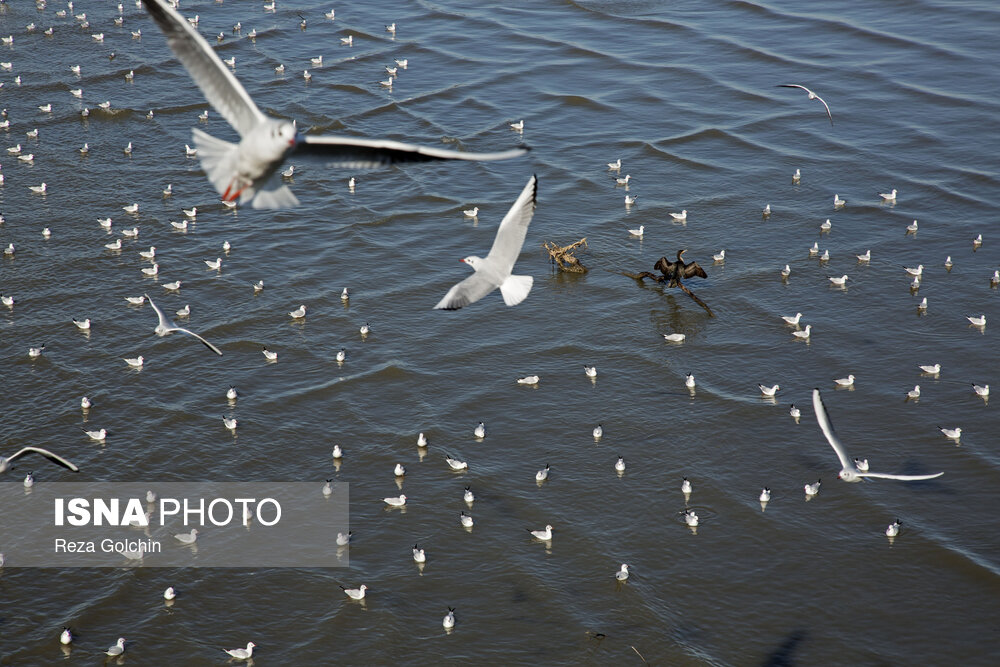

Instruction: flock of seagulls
[0,0,989,663]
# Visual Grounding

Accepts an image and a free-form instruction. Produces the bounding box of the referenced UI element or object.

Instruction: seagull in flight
[434,175,537,310]
[145,293,222,355]
[812,389,944,483]
[140,0,527,208]
[0,446,80,473]
[777,84,833,125]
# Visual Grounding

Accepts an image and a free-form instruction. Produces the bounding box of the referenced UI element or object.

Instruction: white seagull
[106,638,126,657]
[434,175,538,310]
[789,405,801,420]
[145,293,222,355]
[758,383,780,397]
[939,426,962,441]
[85,428,107,442]
[663,333,686,342]
[781,312,802,325]
[223,642,255,661]
[593,424,603,438]
[973,383,989,397]
[528,524,553,540]
[813,389,944,482]
[535,464,550,481]
[443,608,456,629]
[777,84,833,125]
[340,584,367,600]
[174,528,198,543]
[857,250,871,262]
[804,480,821,496]
[139,0,526,208]
[829,275,849,286]
[880,188,897,202]
[383,494,406,506]
[615,563,630,581]
[669,210,687,222]
[967,314,986,327]
[834,374,855,387]
[886,519,901,537]
[793,325,812,340]
[0,446,79,473]
[918,364,940,375]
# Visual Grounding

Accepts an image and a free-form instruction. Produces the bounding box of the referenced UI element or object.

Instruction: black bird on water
[653,249,708,287]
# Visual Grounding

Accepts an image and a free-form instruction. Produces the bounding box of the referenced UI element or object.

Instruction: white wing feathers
[434,175,538,310]
[296,135,529,168]
[486,175,538,265]
[141,0,265,136]
[812,389,853,471]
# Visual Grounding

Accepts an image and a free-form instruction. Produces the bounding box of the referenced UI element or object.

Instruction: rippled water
[2,0,999,664]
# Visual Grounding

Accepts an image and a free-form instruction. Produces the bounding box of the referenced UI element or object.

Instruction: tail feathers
[251,184,299,209]
[192,128,240,198]
[499,274,533,306]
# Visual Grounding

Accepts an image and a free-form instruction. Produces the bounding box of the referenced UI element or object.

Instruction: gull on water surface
[435,176,538,310]
[140,0,526,208]
[223,642,255,660]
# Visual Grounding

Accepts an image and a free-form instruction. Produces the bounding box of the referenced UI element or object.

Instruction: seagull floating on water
[886,519,901,537]
[813,389,944,482]
[584,366,598,378]
[663,333,686,342]
[223,642,255,661]
[383,495,406,506]
[782,312,802,325]
[669,210,687,222]
[804,479,821,496]
[967,314,986,327]
[907,385,921,400]
[106,638,126,657]
[683,509,699,526]
[906,220,918,233]
[460,511,474,527]
[685,373,696,388]
[939,426,961,440]
[528,524,553,540]
[535,464,550,482]
[834,374,855,387]
[879,189,897,202]
[175,528,198,543]
[758,384,780,397]
[759,487,771,502]
[789,405,800,420]
[140,0,526,208]
[918,363,940,375]
[434,176,538,310]
[792,325,812,340]
[973,383,989,398]
[517,375,539,385]
[834,194,846,208]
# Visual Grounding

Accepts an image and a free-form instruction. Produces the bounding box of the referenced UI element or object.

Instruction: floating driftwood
[543,237,589,273]
[621,249,714,316]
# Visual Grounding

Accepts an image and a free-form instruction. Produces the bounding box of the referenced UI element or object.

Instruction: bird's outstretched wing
[172,328,224,355]
[9,446,80,472]
[859,471,944,481]
[434,273,497,310]
[812,389,854,471]
[142,0,265,136]
[485,174,538,266]
[145,293,172,330]
[294,135,529,169]
[682,261,708,279]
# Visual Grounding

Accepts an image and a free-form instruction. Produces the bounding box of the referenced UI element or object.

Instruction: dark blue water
[1,0,998,664]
